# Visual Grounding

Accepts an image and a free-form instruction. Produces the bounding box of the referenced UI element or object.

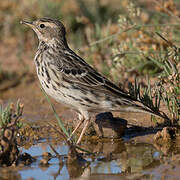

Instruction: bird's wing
[54,49,135,100]
[51,49,161,117]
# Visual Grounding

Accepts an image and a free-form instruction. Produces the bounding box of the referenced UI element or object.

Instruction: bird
[20,18,164,144]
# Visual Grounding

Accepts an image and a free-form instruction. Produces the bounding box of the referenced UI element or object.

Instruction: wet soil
[1,134,180,180]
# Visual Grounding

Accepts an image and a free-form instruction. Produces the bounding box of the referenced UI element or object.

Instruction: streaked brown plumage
[21,18,163,144]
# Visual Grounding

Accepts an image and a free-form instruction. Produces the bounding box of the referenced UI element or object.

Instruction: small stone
[40,159,49,166]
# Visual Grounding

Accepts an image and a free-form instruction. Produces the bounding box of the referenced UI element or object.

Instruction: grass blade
[41,87,70,138]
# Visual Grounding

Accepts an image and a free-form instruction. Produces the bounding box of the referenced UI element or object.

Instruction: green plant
[126,33,180,124]
[156,34,180,122]
[0,101,24,166]
[41,88,70,138]
[108,0,180,123]
[0,101,23,133]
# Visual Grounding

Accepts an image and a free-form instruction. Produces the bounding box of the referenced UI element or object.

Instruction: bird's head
[20,18,67,45]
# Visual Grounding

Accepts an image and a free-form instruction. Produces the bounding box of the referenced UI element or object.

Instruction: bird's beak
[20,20,34,28]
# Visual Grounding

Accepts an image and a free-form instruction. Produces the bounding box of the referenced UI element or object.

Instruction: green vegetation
[0,102,23,131]
[0,102,24,166]
[110,1,180,123]
[41,87,70,138]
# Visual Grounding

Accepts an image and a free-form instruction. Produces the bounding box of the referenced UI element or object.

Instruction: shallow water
[1,138,180,180]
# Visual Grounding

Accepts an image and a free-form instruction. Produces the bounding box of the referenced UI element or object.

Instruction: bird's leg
[76,118,90,144]
[68,114,84,141]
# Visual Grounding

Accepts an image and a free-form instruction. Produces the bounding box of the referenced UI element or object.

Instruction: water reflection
[0,140,176,180]
[86,141,161,175]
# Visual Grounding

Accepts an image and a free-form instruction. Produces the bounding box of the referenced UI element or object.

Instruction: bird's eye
[40,24,45,28]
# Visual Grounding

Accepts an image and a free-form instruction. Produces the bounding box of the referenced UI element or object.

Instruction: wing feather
[54,49,135,100]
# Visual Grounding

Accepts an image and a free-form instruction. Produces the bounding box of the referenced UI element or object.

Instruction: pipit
[21,18,163,144]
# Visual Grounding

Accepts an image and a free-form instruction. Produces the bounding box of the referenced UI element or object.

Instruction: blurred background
[0,0,179,82]
[0,0,121,82]
[0,0,179,121]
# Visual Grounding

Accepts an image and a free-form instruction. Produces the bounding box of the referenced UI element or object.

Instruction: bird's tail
[125,100,166,119]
